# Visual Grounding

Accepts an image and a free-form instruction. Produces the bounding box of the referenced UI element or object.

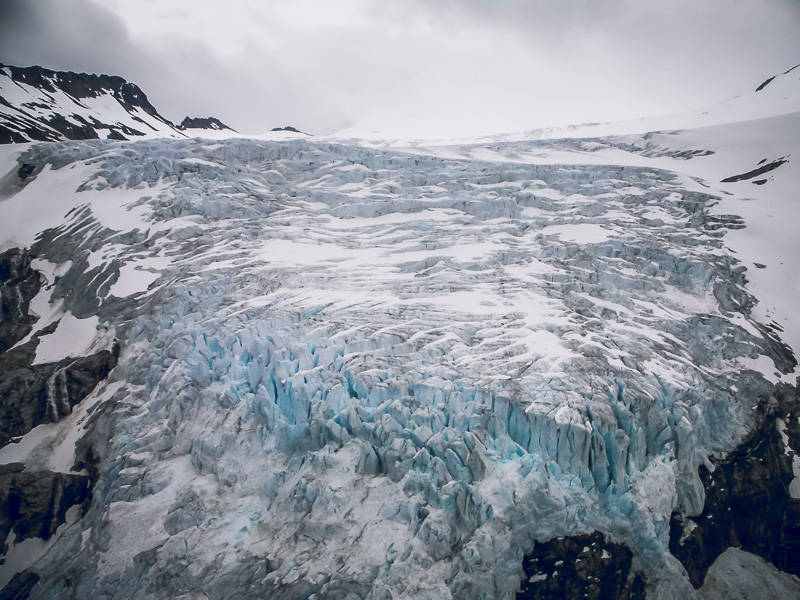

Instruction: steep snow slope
[0,67,798,599]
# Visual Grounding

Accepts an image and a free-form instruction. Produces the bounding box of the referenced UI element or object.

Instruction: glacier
[1,70,799,599]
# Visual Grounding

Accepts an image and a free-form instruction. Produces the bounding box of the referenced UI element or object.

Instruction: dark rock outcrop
[720,157,788,183]
[0,64,163,119]
[0,248,42,353]
[517,532,646,599]
[0,248,119,447]
[0,345,118,447]
[178,117,234,132]
[669,384,800,587]
[0,570,40,600]
[755,76,776,92]
[270,126,306,134]
[755,64,799,92]
[0,246,114,598]
[0,463,93,547]
[1,64,235,144]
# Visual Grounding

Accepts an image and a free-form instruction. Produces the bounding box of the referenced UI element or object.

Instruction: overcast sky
[1,0,798,138]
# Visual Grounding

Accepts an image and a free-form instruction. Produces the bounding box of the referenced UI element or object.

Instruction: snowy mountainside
[0,64,184,143]
[0,64,240,144]
[0,67,799,599]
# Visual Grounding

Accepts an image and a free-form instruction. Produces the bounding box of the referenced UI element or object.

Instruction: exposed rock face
[270,125,305,134]
[0,248,115,597]
[720,157,789,183]
[0,570,40,600]
[0,247,119,446]
[669,384,800,587]
[1,64,162,118]
[0,344,118,446]
[0,249,41,353]
[0,463,93,547]
[517,532,645,600]
[179,117,234,132]
[755,64,799,92]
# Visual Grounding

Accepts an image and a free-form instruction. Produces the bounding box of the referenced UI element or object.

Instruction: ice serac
[0,65,798,598]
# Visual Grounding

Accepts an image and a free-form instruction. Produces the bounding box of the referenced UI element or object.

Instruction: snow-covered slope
[0,66,798,599]
[333,63,800,145]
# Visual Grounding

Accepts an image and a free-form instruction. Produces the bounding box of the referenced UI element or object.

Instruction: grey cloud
[1,0,799,137]
[0,0,138,75]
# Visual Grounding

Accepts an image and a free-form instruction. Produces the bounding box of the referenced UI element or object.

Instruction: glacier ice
[0,133,796,599]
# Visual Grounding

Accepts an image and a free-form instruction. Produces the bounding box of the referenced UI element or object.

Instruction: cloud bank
[1,0,798,137]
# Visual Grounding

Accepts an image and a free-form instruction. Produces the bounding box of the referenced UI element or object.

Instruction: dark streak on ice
[720,158,788,183]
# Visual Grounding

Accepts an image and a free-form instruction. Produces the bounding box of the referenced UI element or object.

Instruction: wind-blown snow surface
[0,96,798,598]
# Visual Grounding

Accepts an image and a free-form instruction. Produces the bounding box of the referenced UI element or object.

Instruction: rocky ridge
[178,117,234,133]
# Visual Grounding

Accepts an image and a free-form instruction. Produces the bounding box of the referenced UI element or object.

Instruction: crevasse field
[1,68,799,599]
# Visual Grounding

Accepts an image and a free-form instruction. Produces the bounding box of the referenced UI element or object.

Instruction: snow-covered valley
[0,65,799,599]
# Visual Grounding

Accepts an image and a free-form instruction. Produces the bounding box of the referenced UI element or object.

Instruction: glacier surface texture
[0,127,798,599]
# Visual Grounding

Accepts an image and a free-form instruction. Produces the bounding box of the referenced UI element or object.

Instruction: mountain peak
[178,116,235,132]
[0,64,231,144]
[270,125,307,134]
[0,63,180,143]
